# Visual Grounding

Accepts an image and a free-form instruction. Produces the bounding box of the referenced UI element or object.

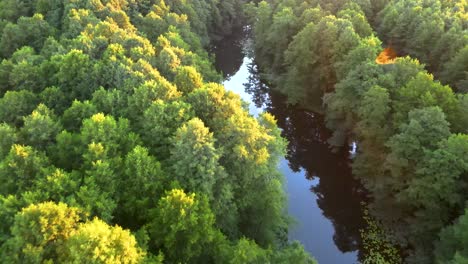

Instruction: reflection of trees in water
[212,26,247,79]
[244,61,368,258]
[244,63,270,109]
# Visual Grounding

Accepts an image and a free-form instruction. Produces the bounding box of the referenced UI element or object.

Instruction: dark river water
[213,29,368,264]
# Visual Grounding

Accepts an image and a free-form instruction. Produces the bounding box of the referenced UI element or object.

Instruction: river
[213,29,368,264]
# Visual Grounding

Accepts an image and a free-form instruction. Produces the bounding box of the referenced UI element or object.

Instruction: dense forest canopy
[0,0,318,263]
[1,0,467,263]
[249,0,467,263]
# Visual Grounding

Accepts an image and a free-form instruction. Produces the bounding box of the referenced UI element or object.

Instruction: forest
[0,0,466,263]
[249,0,467,263]
[0,0,317,263]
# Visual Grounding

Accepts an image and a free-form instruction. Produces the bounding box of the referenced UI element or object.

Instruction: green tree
[265,7,300,74]
[63,218,144,264]
[29,168,81,205]
[39,86,68,115]
[49,131,83,171]
[435,208,468,264]
[76,142,118,222]
[61,100,98,132]
[0,202,81,263]
[357,85,391,143]
[0,195,25,244]
[142,100,194,157]
[0,0,33,22]
[155,46,181,79]
[0,0,322,262]
[91,87,127,118]
[185,83,243,131]
[337,7,373,38]
[35,0,65,29]
[20,104,62,150]
[0,144,51,195]
[0,90,38,127]
[217,112,287,245]
[7,46,46,93]
[127,80,180,129]
[93,44,133,90]
[51,49,96,101]
[271,242,317,264]
[252,1,274,67]
[148,189,216,263]
[0,14,53,58]
[0,123,17,160]
[393,72,459,129]
[174,65,203,94]
[219,239,316,264]
[282,15,361,108]
[397,134,468,255]
[80,113,139,158]
[441,45,468,93]
[229,238,270,264]
[386,106,451,184]
[117,146,167,228]
[169,118,221,197]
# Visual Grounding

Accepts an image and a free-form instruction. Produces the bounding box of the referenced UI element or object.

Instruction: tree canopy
[0,0,316,263]
[249,0,468,263]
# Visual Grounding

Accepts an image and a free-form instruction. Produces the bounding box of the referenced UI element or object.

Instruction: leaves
[0,0,311,263]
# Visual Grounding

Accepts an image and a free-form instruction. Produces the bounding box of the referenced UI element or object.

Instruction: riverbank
[214,28,368,264]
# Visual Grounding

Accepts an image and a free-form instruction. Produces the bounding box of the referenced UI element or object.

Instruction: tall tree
[0,202,81,263]
[148,189,216,263]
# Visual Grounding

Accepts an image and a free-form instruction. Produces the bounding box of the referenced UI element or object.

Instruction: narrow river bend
[213,29,368,264]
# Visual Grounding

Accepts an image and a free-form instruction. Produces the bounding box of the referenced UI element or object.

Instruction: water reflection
[245,62,367,259]
[215,28,368,263]
[244,63,270,108]
[212,26,246,79]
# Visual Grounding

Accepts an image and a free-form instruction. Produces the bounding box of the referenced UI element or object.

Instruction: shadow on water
[214,28,368,264]
[211,26,247,79]
[247,62,368,258]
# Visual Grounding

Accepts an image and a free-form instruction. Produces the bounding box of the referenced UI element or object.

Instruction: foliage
[0,0,312,263]
[148,189,216,263]
[435,208,468,264]
[64,218,144,263]
[249,0,468,262]
[0,202,145,263]
[360,208,401,264]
